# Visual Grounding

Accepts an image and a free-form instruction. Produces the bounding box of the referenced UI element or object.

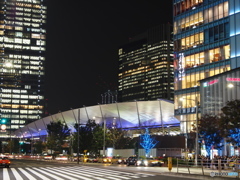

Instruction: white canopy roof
[13,100,179,138]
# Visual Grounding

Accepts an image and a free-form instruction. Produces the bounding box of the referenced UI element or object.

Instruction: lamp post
[103,118,106,156]
[180,96,199,166]
[77,109,80,165]
[195,101,199,166]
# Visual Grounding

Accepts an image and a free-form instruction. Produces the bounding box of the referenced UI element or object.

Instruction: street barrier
[174,158,240,178]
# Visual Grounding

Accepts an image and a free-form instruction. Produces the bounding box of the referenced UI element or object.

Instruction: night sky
[45,1,173,114]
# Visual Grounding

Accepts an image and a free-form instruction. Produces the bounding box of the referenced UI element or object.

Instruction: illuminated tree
[140,128,159,157]
[219,100,240,147]
[198,114,223,156]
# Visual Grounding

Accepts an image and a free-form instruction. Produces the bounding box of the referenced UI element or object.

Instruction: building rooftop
[13,100,180,138]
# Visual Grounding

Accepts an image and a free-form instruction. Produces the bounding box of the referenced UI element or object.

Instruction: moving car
[43,155,53,160]
[135,158,148,166]
[55,155,68,161]
[97,155,111,163]
[135,157,164,167]
[126,156,138,166]
[146,158,164,166]
[73,155,88,162]
[111,156,124,164]
[87,156,98,163]
[0,157,10,168]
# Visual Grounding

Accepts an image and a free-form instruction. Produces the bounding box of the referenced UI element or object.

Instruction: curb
[161,171,238,179]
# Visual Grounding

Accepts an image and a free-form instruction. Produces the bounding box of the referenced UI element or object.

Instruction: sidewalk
[139,166,240,179]
[101,163,240,180]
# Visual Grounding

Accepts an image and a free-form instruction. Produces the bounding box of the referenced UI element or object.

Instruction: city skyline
[0,0,47,136]
[45,1,173,114]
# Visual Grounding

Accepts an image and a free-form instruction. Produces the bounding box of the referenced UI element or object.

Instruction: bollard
[168,157,172,172]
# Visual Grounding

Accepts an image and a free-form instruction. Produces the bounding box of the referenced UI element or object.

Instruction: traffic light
[19,141,24,145]
[0,118,7,124]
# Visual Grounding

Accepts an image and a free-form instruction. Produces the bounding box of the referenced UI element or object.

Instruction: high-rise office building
[0,0,47,137]
[173,0,240,136]
[118,24,174,102]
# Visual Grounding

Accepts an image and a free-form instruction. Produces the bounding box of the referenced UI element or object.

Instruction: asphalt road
[0,159,202,180]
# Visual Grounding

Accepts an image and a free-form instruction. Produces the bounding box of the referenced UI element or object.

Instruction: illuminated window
[180,32,203,50]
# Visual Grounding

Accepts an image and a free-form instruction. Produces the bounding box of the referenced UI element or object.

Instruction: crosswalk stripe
[18,168,37,180]
[32,167,66,180]
[57,166,106,180]
[99,168,154,178]
[85,166,154,178]
[26,167,51,180]
[39,167,79,180]
[0,166,156,180]
[77,166,132,179]
[43,167,100,180]
[11,168,24,180]
[3,168,10,180]
[63,166,120,179]
[63,166,131,179]
[57,166,122,180]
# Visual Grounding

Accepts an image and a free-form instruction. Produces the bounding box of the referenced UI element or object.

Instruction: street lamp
[228,83,234,88]
[228,83,240,88]
[180,96,199,166]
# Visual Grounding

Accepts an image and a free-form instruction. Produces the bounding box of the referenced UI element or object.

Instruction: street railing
[176,158,240,178]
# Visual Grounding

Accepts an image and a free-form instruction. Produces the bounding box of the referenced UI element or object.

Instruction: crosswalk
[0,166,156,180]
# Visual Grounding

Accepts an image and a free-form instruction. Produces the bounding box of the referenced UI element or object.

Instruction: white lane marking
[18,168,37,180]
[84,166,155,177]
[3,168,10,180]
[78,166,134,178]
[57,166,122,180]
[59,166,131,179]
[39,167,80,180]
[11,168,24,180]
[26,167,51,180]
[78,166,154,178]
[32,167,65,180]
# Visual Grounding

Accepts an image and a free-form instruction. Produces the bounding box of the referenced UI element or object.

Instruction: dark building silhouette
[118,24,174,102]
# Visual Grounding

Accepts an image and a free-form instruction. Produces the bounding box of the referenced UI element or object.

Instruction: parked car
[126,156,138,166]
[0,157,11,168]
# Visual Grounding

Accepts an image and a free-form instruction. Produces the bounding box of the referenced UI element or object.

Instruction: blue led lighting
[140,128,159,156]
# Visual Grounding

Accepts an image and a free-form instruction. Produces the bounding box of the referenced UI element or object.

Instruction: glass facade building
[200,67,240,115]
[173,0,240,135]
[118,24,174,102]
[0,0,47,137]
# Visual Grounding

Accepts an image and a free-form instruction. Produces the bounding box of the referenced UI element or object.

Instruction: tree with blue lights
[228,128,240,147]
[140,128,159,157]
[219,100,240,147]
[198,114,223,156]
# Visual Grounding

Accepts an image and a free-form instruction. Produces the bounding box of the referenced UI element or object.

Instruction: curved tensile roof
[13,100,180,138]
